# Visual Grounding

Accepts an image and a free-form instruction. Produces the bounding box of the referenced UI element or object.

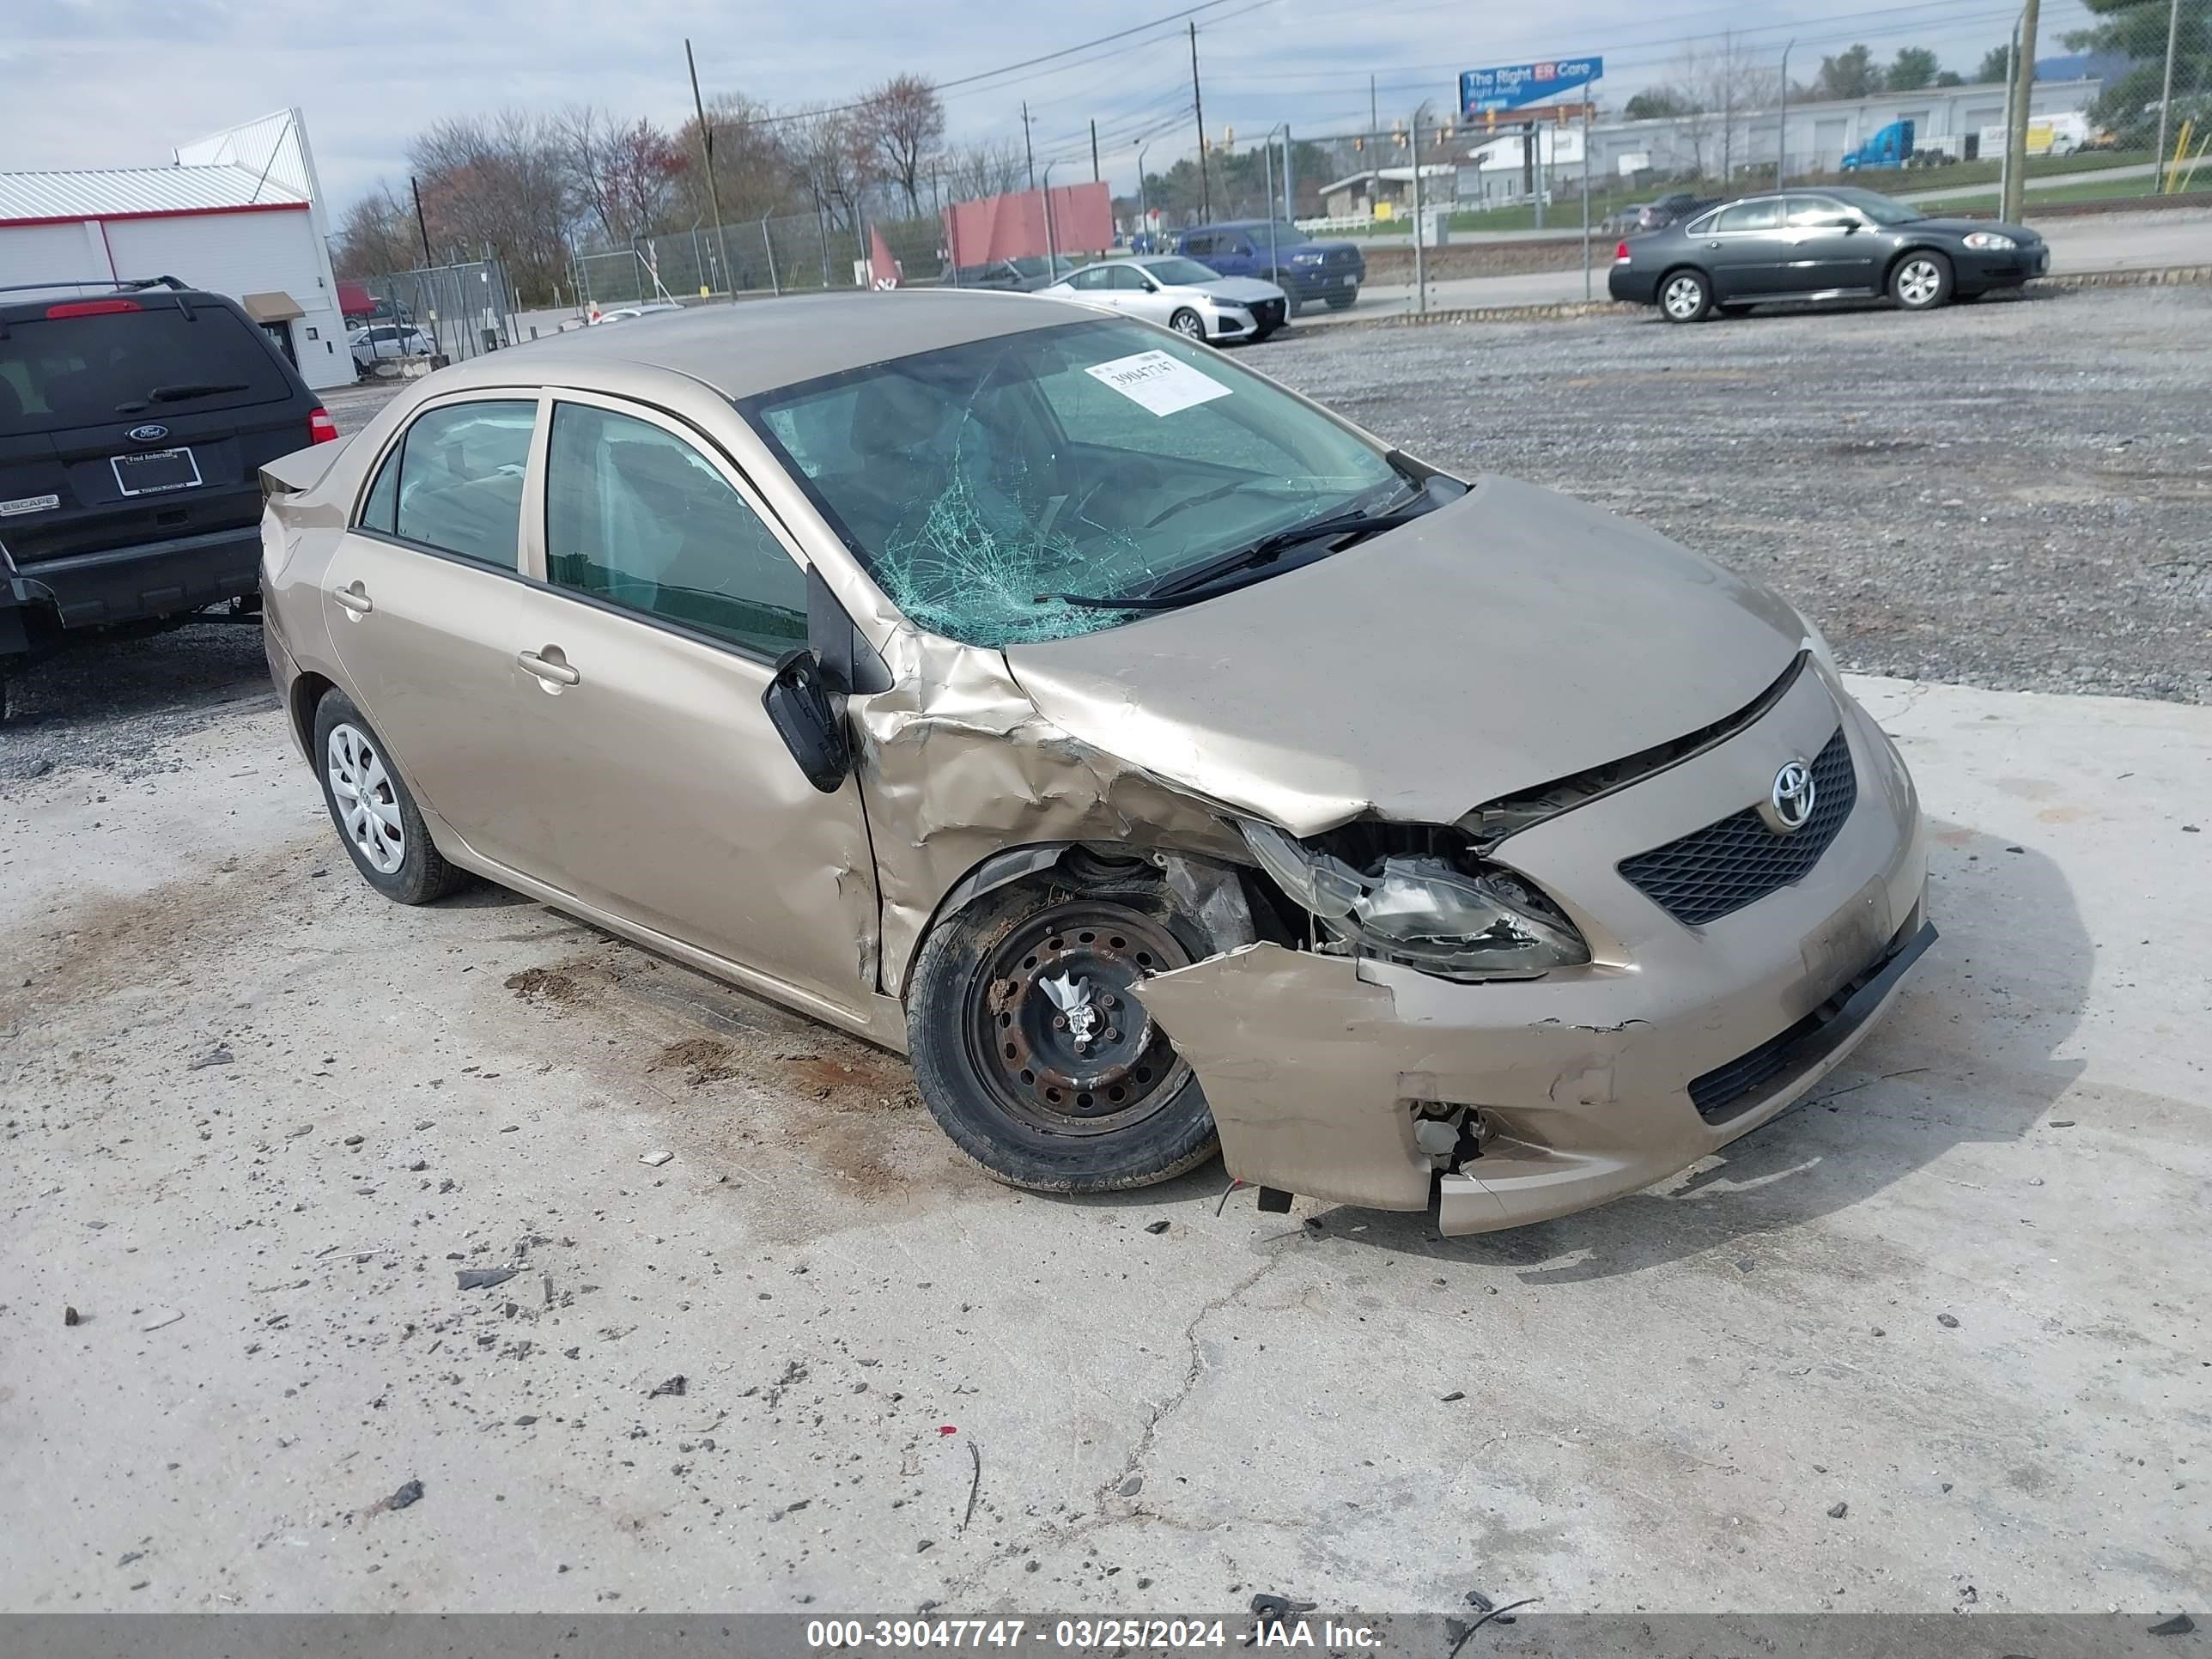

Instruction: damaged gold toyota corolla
[258,290,1930,1232]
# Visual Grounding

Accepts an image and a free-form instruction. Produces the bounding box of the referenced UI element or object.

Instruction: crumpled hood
[1002,476,1808,837]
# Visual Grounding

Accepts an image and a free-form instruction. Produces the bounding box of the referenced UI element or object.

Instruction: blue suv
[1174,220,1365,313]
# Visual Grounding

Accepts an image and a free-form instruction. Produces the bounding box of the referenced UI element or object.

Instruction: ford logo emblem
[127,423,170,443]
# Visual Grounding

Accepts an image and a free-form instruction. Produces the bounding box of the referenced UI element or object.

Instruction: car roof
[434,290,1084,403]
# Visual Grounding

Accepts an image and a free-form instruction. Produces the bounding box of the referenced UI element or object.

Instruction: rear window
[0,305,292,431]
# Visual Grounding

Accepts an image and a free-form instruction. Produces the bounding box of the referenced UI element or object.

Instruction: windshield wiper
[1044,501,1434,612]
[147,381,249,404]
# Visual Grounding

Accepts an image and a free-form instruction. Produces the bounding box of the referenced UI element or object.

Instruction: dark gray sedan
[1609,185,2049,322]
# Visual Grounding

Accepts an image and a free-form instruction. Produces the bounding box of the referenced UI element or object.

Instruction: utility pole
[1091,118,1100,183]
[2152,0,2181,192]
[1721,29,1735,183]
[1023,100,1036,190]
[1282,124,1294,222]
[1136,142,1152,233]
[1997,16,2020,210]
[1370,75,1378,137]
[684,40,726,300]
[1190,21,1212,221]
[410,174,431,266]
[2002,0,2041,222]
[1777,40,1795,185]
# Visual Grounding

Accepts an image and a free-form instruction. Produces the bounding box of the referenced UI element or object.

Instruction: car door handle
[332,582,373,615]
[1705,240,1723,250]
[517,647,580,687]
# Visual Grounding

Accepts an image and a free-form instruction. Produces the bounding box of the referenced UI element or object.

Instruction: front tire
[906,873,1222,1193]
[1168,307,1207,341]
[1660,268,1712,322]
[312,690,465,904]
[1890,249,1953,311]
[1325,289,1357,310]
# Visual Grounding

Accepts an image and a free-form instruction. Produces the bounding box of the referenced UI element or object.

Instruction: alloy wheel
[326,722,405,874]
[1662,275,1706,319]
[1170,310,1206,338]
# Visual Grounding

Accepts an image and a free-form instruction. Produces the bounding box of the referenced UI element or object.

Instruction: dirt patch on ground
[649,1036,743,1086]
[503,964,590,1004]
[781,1048,913,1101]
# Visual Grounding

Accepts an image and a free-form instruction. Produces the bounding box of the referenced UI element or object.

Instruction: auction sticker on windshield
[1085,349,1233,417]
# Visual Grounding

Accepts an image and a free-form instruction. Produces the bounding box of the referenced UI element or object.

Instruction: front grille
[1618,725,1856,926]
[1251,299,1285,329]
[1325,247,1358,266]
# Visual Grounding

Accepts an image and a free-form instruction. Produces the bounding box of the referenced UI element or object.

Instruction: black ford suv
[0,277,336,719]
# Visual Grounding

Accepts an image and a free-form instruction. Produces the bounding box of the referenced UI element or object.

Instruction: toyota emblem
[1763,759,1817,835]
[126,423,170,443]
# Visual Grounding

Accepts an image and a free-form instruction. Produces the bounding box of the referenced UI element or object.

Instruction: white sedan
[349,325,432,373]
[1038,257,1289,344]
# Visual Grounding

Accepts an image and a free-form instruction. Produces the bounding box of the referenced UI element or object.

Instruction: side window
[1788,196,1848,226]
[1109,265,1149,290]
[1715,199,1784,233]
[1183,234,1213,256]
[544,402,806,659]
[1067,267,1109,292]
[371,399,536,568]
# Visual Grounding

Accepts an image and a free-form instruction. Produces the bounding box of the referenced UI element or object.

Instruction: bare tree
[859,75,945,214]
[563,107,688,246]
[1673,38,1782,180]
[785,105,875,228]
[408,110,574,300]
[939,138,1025,203]
[673,91,796,223]
[329,183,422,277]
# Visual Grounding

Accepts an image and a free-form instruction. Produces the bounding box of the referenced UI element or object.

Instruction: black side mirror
[763,649,851,793]
[1829,217,1861,231]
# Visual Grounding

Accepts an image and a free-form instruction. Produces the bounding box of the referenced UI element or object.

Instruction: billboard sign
[1460,57,1602,115]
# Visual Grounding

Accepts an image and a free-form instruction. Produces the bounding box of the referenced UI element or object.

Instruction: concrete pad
[0,675,2205,1613]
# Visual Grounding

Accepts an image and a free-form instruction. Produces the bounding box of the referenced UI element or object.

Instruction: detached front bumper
[1139,671,1932,1233]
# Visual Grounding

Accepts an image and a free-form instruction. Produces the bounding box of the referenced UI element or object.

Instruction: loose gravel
[1258,285,2212,704]
[4,288,2206,787]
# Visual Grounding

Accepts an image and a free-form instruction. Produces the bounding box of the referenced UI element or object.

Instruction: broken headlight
[1239,820,1589,981]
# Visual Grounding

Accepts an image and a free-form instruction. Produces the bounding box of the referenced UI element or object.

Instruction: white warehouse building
[1577,76,2105,185]
[0,109,352,392]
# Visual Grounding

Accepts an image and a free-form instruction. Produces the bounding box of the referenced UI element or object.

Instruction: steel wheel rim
[1172,312,1205,337]
[1899,259,1942,306]
[964,902,1194,1138]
[1663,276,1704,318]
[326,722,405,874]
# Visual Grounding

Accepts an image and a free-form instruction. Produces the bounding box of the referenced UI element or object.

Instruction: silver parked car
[1039,257,1289,343]
[349,324,433,373]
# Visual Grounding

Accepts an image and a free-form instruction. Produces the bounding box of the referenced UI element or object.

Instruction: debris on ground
[2148,1613,2195,1636]
[962,1441,983,1529]
[1441,1390,1467,1402]
[648,1375,687,1398]
[640,1150,674,1168]
[1936,1313,1961,1329]
[1119,1474,1142,1497]
[1465,1590,1494,1613]
[456,1267,520,1291]
[1250,1594,1318,1618]
[1827,1500,1849,1518]
[140,1308,184,1332]
[385,1479,423,1511]
[64,1306,81,1327]
[188,1045,234,1070]
[1144,1219,1170,1235]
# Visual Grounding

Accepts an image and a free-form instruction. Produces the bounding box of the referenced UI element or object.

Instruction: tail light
[307,408,339,444]
[1613,241,1631,264]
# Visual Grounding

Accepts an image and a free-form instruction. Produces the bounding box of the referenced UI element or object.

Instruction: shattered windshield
[740,319,1402,647]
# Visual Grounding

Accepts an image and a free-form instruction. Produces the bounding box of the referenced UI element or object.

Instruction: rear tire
[1660,268,1711,322]
[906,873,1222,1194]
[311,689,466,905]
[1889,249,1953,311]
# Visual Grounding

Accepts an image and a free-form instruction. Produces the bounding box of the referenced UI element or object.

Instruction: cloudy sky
[4,0,2067,210]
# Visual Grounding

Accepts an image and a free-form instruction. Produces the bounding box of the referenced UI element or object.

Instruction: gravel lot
[4,287,2207,788]
[1258,286,2212,705]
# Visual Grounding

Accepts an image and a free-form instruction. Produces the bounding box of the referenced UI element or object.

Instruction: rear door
[0,295,310,570]
[320,392,554,873]
[1699,197,1790,298]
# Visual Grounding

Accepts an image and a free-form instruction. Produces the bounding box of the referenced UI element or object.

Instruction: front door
[1780,196,1881,293]
[506,392,878,1011]
[1700,197,1791,299]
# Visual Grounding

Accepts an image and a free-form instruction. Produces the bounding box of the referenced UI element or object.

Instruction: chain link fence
[574,213,951,307]
[355,259,522,368]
